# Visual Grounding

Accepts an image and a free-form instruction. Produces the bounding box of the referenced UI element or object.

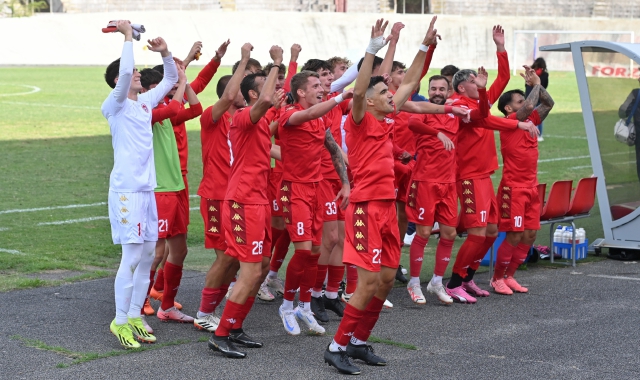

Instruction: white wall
[0,11,637,70]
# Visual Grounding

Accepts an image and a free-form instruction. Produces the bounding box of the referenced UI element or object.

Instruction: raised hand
[475,66,488,89]
[398,151,412,165]
[269,45,284,65]
[342,88,354,100]
[173,57,186,71]
[493,25,506,52]
[422,16,441,46]
[272,89,286,109]
[389,22,405,44]
[371,18,390,40]
[177,63,187,84]
[381,73,392,86]
[520,65,540,87]
[437,132,454,151]
[290,43,302,62]
[186,41,202,61]
[147,37,168,54]
[116,20,133,36]
[215,39,231,60]
[518,121,540,138]
[241,43,253,60]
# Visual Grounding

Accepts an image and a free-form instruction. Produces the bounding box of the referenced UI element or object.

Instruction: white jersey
[101,41,178,192]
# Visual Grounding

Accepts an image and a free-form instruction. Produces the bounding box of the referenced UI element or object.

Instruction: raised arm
[378,22,405,76]
[515,66,541,121]
[283,44,301,93]
[210,43,253,122]
[487,25,510,104]
[393,16,439,111]
[112,21,134,105]
[287,90,353,126]
[536,86,555,122]
[330,57,359,93]
[182,41,202,69]
[190,39,229,94]
[171,84,203,125]
[153,66,186,124]
[250,46,283,123]
[145,37,178,107]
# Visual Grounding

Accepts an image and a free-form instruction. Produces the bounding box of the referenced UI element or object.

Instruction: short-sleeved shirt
[198,108,232,200]
[500,110,542,187]
[225,106,271,204]
[410,113,458,183]
[344,110,396,202]
[278,104,326,183]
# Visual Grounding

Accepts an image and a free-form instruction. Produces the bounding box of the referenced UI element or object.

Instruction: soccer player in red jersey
[324,17,464,375]
[327,56,351,81]
[149,40,229,316]
[264,43,302,298]
[276,69,351,336]
[443,26,539,303]
[297,59,351,323]
[192,43,253,333]
[492,67,554,294]
[405,72,489,305]
[207,45,285,359]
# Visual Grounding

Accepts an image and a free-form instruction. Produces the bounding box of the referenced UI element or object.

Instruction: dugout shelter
[541,40,640,253]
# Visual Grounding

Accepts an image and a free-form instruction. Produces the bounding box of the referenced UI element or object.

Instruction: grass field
[0,64,619,291]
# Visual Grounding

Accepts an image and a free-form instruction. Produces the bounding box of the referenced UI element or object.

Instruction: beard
[429,96,446,105]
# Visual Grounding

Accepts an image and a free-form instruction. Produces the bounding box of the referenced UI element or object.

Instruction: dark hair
[452,69,477,94]
[152,64,164,74]
[357,56,384,71]
[497,89,525,116]
[264,62,286,75]
[301,59,332,74]
[428,74,450,89]
[368,76,385,90]
[290,71,320,102]
[105,58,120,89]
[240,72,267,103]
[531,57,547,72]
[391,61,406,72]
[233,58,262,74]
[139,68,163,90]
[216,75,232,99]
[440,64,459,78]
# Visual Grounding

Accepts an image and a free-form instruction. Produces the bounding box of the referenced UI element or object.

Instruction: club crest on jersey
[142,104,149,113]
[384,117,393,124]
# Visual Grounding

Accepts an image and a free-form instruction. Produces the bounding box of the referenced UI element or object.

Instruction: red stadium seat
[540,180,573,221]
[566,177,597,217]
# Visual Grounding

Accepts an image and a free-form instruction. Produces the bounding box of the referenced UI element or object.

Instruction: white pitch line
[37,216,109,226]
[0,248,22,255]
[538,155,591,163]
[569,165,593,170]
[0,202,106,215]
[0,84,41,97]
[587,274,640,281]
[543,134,588,140]
[0,227,8,232]
[0,100,98,110]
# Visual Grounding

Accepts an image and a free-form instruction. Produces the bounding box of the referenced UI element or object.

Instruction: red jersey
[265,106,284,173]
[225,106,271,204]
[345,111,396,202]
[409,113,458,183]
[278,104,326,183]
[501,110,542,187]
[391,110,415,155]
[320,98,350,180]
[198,108,232,200]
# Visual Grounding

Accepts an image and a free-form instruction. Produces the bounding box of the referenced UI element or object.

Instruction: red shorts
[343,200,401,272]
[497,184,541,232]
[317,178,345,222]
[280,181,323,246]
[179,176,190,227]
[406,180,458,227]
[155,192,187,239]
[222,201,272,263]
[457,177,498,229]
[200,197,226,251]
[394,160,414,203]
[269,169,284,217]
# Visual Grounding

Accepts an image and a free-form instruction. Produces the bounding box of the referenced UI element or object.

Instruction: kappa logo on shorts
[235,236,245,244]
[210,216,218,223]
[356,232,364,239]
[209,205,217,212]
[355,220,365,227]
[281,185,289,192]
[232,214,243,221]
[282,206,289,213]
[460,180,476,214]
[280,195,289,202]
[234,225,244,232]
[500,186,512,219]
[120,195,128,202]
[356,243,365,251]
[464,198,474,205]
[232,202,241,209]
[284,217,290,224]
[228,200,247,245]
[120,207,128,213]
[209,226,219,233]
[121,218,128,224]
[355,207,365,215]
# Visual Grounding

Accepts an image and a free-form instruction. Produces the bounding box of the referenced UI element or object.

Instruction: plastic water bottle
[563,227,573,243]
[578,228,586,244]
[554,226,563,243]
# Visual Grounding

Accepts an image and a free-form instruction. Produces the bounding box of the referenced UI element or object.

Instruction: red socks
[232,296,255,330]
[352,296,384,342]
[199,287,222,315]
[409,234,429,277]
[161,262,182,310]
[345,264,358,294]
[271,228,284,252]
[470,235,497,271]
[333,303,365,346]
[299,254,320,303]
[313,264,329,293]
[215,300,242,337]
[218,284,230,305]
[434,237,454,276]
[270,230,291,272]
[153,268,165,291]
[494,241,516,280]
[326,265,345,293]
[505,243,530,277]
[283,249,310,301]
[452,234,485,278]
[146,270,156,297]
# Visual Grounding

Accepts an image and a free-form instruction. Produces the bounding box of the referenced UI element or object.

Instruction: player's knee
[323,229,339,247]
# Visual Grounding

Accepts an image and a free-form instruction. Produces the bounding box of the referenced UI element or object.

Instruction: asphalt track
[1,259,639,379]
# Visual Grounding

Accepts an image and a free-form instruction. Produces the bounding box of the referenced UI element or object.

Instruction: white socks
[431,274,443,286]
[408,276,420,287]
[329,339,346,352]
[267,270,278,279]
[114,241,155,325]
[311,290,323,298]
[350,337,367,346]
[282,299,294,310]
[325,291,338,299]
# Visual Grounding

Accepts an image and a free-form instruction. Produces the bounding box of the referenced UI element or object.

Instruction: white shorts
[108,190,158,244]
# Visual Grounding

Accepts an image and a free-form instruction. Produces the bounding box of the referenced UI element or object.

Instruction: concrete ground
[1,259,639,380]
